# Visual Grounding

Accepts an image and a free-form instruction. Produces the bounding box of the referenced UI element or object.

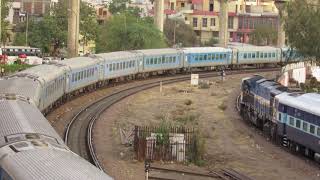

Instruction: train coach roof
[58,56,101,69]
[97,51,140,60]
[276,93,320,117]
[182,47,231,53]
[16,64,66,83]
[0,99,65,147]
[231,46,278,51]
[137,48,180,55]
[0,148,113,180]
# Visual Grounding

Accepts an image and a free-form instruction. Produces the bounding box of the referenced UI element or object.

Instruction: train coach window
[174,57,176,63]
[272,53,276,58]
[252,53,256,58]
[303,122,308,131]
[268,53,271,58]
[109,64,112,71]
[244,53,247,59]
[113,64,116,71]
[310,125,315,134]
[257,52,260,58]
[289,117,294,126]
[208,54,211,60]
[123,62,125,69]
[260,53,263,58]
[264,53,268,58]
[248,53,252,59]
[317,127,320,137]
[204,55,207,60]
[296,120,301,129]
[224,54,227,59]
[215,54,219,60]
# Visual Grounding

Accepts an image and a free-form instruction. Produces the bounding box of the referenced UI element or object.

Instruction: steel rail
[64,67,279,172]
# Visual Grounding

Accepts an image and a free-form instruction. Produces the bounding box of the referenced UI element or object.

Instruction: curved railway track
[64,68,279,172]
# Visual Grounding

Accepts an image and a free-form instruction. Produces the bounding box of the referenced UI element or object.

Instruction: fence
[133,126,196,162]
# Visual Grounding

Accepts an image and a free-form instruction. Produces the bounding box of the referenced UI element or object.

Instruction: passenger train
[0,44,299,179]
[240,76,320,160]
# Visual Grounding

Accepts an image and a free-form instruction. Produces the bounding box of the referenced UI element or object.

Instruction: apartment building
[165,0,279,43]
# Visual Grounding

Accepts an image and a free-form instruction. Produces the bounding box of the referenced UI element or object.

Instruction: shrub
[218,102,227,111]
[184,99,193,106]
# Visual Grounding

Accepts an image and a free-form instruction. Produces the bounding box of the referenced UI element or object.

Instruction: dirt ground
[93,72,320,180]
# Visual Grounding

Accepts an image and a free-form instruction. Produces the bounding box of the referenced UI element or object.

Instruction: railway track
[64,67,279,172]
[148,166,253,180]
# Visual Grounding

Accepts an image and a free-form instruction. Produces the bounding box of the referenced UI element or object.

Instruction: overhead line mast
[67,0,80,58]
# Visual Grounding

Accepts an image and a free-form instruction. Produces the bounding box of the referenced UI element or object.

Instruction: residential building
[165,0,279,44]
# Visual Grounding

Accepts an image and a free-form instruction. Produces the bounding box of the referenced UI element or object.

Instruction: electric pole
[0,0,2,47]
[154,0,164,32]
[219,0,228,47]
[67,0,80,58]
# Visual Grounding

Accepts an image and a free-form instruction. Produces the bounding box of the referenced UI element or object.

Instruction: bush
[199,83,210,89]
[175,113,199,124]
[189,131,206,166]
[184,99,193,106]
[218,102,227,111]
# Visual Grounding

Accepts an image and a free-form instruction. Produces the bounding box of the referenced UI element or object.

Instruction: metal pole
[173,20,176,45]
[0,0,2,46]
[26,13,28,46]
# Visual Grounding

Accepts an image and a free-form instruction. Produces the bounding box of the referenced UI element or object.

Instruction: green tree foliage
[13,0,97,55]
[163,19,197,47]
[108,0,142,17]
[96,14,167,53]
[250,24,277,46]
[80,2,98,48]
[1,0,12,44]
[284,0,320,59]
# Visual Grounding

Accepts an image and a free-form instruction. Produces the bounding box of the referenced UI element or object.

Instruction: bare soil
[93,72,320,180]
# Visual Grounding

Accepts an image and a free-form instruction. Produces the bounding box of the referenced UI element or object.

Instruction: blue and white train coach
[276,92,320,156]
[182,47,232,69]
[138,48,182,74]
[232,46,281,66]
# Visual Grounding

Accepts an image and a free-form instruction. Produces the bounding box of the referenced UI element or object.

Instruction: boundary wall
[278,61,320,86]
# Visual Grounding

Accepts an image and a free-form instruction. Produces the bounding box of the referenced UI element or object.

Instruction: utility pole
[25,13,28,46]
[67,0,80,58]
[154,0,164,32]
[219,0,228,47]
[0,0,2,47]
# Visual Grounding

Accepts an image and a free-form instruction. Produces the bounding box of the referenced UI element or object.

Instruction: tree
[108,0,142,17]
[96,14,167,53]
[13,0,98,55]
[163,19,197,47]
[1,0,12,45]
[250,24,277,46]
[80,2,98,51]
[284,0,320,59]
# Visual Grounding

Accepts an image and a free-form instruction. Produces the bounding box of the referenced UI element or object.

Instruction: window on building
[181,2,185,7]
[310,125,315,134]
[228,17,234,29]
[289,117,294,126]
[210,18,215,26]
[303,122,308,131]
[193,18,198,27]
[278,113,282,121]
[171,2,174,10]
[317,127,320,136]
[296,119,301,128]
[209,2,214,12]
[202,18,207,27]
